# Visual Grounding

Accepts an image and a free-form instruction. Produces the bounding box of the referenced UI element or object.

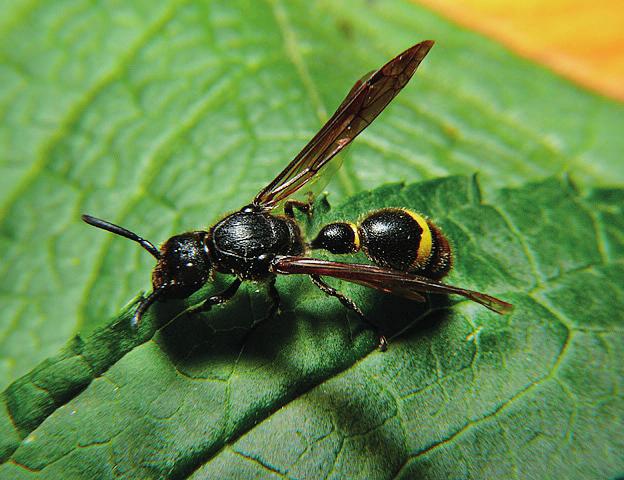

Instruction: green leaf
[1,0,624,392]
[1,0,623,478]
[0,176,622,479]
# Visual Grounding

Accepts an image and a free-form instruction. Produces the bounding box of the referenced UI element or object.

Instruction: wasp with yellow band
[82,41,512,352]
[310,208,451,279]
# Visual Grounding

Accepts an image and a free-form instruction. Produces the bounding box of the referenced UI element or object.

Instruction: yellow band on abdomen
[403,209,432,268]
[347,222,361,251]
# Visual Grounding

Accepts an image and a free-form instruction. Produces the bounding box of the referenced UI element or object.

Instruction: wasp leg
[194,278,242,313]
[309,274,388,351]
[284,200,312,218]
[131,285,168,329]
[233,277,281,350]
[266,276,281,318]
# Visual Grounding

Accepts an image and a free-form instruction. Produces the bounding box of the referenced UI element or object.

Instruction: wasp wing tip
[418,40,435,52]
[492,300,514,315]
[501,304,514,315]
[471,292,514,315]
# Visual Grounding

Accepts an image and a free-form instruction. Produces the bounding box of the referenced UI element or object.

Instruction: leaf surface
[0,0,623,478]
[0,177,622,479]
[1,0,623,389]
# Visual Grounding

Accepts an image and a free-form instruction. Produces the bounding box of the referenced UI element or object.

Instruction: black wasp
[83,40,512,350]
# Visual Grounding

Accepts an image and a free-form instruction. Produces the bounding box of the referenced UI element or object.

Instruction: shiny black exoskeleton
[82,205,305,327]
[152,232,211,297]
[208,208,304,280]
[310,207,452,279]
[83,205,451,331]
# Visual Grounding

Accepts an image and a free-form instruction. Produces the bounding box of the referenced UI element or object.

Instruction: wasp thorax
[152,231,211,298]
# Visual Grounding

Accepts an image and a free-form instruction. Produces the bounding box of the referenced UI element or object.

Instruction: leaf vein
[232,448,290,479]
[0,0,188,224]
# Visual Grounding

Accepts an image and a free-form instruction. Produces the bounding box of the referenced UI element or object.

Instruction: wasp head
[81,215,213,327]
[152,232,212,298]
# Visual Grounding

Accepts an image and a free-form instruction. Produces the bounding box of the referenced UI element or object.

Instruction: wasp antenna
[81,214,160,260]
[131,286,167,329]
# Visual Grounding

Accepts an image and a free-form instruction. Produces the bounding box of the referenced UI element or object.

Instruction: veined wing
[253,40,435,210]
[271,256,513,314]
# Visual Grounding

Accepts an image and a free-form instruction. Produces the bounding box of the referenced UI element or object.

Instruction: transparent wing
[278,69,378,205]
[253,40,435,210]
[271,256,513,314]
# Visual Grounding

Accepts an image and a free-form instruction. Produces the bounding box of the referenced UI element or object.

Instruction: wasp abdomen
[359,208,430,271]
[310,208,451,279]
[309,222,360,254]
[425,221,452,279]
